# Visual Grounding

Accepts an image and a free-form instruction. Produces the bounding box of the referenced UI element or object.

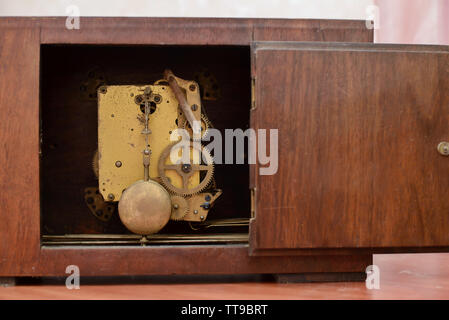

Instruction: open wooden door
[250,42,449,255]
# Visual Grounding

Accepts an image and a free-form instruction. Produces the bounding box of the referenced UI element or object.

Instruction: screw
[144,150,150,155]
[173,204,179,209]
[154,94,162,103]
[200,215,204,220]
[99,86,107,94]
[189,84,196,91]
[135,95,143,104]
[191,104,198,111]
[194,210,198,214]
[182,164,192,173]
[115,161,122,167]
[107,193,115,201]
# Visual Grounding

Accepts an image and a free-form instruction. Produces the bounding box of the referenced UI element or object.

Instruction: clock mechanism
[87,70,222,235]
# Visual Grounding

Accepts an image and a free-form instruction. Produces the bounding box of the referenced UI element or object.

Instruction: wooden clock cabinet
[1,17,448,283]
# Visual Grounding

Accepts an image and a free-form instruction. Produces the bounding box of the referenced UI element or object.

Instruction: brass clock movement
[93,70,222,235]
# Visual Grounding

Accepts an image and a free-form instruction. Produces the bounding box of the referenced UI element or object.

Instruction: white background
[0,0,374,19]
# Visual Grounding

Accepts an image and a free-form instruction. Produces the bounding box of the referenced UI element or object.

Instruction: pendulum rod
[142,88,152,181]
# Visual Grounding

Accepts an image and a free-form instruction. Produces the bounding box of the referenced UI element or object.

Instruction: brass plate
[98,84,201,201]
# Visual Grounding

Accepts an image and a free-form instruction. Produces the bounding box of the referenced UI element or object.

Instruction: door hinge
[251,77,256,110]
[250,187,256,218]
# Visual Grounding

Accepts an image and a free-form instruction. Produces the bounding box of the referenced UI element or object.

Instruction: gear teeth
[170,195,189,221]
[158,142,215,196]
[181,113,211,141]
[180,146,214,196]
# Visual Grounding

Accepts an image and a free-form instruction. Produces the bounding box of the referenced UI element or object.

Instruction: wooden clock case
[1,17,448,283]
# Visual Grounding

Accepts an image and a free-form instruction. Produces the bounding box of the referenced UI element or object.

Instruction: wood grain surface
[251,42,449,252]
[0,17,373,44]
[0,27,41,275]
[0,253,448,300]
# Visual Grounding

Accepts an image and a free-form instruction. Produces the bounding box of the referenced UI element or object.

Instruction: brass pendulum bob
[118,96,172,235]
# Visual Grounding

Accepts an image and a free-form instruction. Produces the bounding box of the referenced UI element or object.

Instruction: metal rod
[142,99,151,181]
[164,69,201,136]
[42,233,249,246]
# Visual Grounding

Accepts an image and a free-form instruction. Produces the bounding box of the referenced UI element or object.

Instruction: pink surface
[375,0,449,45]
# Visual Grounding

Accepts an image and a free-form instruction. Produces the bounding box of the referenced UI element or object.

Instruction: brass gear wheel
[170,195,189,221]
[180,113,211,141]
[158,142,214,196]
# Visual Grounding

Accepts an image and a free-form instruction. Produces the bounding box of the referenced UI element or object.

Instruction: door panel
[0,27,41,274]
[250,42,449,253]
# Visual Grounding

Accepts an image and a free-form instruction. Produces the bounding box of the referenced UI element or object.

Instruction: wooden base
[0,246,372,279]
[274,272,366,283]
[0,277,16,287]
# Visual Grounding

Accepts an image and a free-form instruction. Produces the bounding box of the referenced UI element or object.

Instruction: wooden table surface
[1,253,448,300]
